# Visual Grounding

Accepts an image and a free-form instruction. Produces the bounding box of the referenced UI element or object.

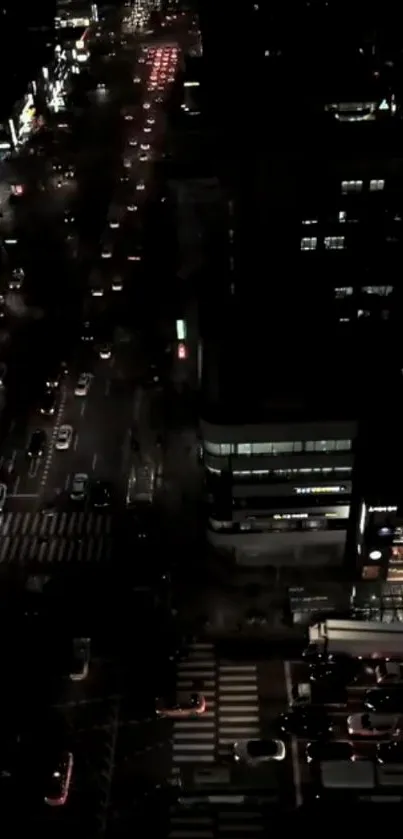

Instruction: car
[44,751,73,806]
[156,693,206,719]
[69,638,90,681]
[133,75,141,83]
[375,662,403,685]
[139,154,149,162]
[146,117,155,125]
[111,275,123,291]
[27,430,47,458]
[81,321,94,342]
[74,373,91,396]
[233,738,286,765]
[347,712,401,738]
[136,181,145,191]
[0,482,7,511]
[64,163,75,179]
[305,740,356,764]
[91,283,104,297]
[91,480,112,508]
[140,143,150,151]
[101,236,113,259]
[64,209,75,225]
[309,659,360,686]
[123,157,132,169]
[55,424,73,451]
[46,362,67,390]
[99,344,112,359]
[278,707,333,739]
[143,101,151,109]
[0,361,7,387]
[364,688,403,713]
[376,740,403,764]
[128,138,138,147]
[39,389,56,416]
[70,473,88,501]
[127,202,138,212]
[8,267,24,290]
[97,82,106,90]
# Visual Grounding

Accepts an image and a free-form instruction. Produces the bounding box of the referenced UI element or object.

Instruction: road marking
[12,476,20,495]
[104,379,110,396]
[28,460,39,479]
[73,433,79,451]
[8,492,38,499]
[92,452,97,471]
[284,660,302,808]
[80,401,86,417]
[40,388,66,489]
[64,474,71,491]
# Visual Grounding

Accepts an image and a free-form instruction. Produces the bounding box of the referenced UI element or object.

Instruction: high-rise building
[0,0,56,119]
[197,0,403,570]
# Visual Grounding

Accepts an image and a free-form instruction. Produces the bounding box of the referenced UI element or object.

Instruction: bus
[306,619,403,660]
[126,461,156,506]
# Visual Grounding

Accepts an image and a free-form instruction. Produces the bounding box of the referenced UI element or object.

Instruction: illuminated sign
[369,506,398,513]
[176,319,186,341]
[295,486,346,495]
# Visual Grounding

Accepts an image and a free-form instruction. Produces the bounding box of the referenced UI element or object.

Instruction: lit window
[325,236,345,250]
[370,179,385,192]
[251,443,273,454]
[362,285,393,296]
[272,442,294,454]
[341,180,363,194]
[237,444,252,455]
[301,237,317,251]
[334,287,353,298]
[305,440,351,453]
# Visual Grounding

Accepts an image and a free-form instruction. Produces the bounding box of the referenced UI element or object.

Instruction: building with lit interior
[55,0,98,30]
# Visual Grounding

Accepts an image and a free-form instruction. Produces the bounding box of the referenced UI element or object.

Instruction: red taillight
[178,343,187,359]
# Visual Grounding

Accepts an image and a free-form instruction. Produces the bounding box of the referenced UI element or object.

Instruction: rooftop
[201,306,398,426]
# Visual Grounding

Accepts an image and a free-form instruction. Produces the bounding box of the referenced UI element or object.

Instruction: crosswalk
[0,511,113,564]
[0,511,112,538]
[168,643,265,839]
[171,642,217,767]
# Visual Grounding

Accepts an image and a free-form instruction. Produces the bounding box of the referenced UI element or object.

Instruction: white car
[143,102,151,110]
[70,473,88,501]
[233,739,286,765]
[91,284,104,297]
[70,638,91,681]
[74,373,91,397]
[55,424,73,451]
[347,713,401,738]
[0,483,7,511]
[99,344,112,360]
[140,143,150,151]
[111,276,123,291]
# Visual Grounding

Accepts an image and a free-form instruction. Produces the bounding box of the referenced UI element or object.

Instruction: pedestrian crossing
[0,511,113,564]
[0,511,112,538]
[171,641,217,767]
[217,662,260,753]
[168,643,265,839]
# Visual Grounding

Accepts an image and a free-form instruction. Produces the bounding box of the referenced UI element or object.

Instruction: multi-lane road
[0,8,200,575]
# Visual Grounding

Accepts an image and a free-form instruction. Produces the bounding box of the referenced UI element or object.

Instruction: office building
[0,0,56,119]
[197,1,403,569]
